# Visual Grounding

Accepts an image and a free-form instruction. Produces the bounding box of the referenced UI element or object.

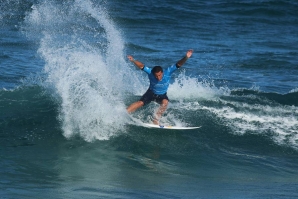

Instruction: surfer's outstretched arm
[176,49,193,68]
[127,55,145,70]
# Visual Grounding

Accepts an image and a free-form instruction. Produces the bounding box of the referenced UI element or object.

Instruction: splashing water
[23,0,142,141]
[169,72,230,100]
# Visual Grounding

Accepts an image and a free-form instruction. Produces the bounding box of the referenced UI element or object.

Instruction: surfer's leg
[127,89,152,113]
[153,99,168,125]
[127,101,144,113]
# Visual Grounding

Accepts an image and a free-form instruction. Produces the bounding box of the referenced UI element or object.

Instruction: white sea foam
[169,72,230,100]
[289,87,298,93]
[23,0,143,141]
[200,98,298,149]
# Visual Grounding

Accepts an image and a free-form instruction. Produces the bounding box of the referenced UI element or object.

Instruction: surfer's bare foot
[152,118,159,125]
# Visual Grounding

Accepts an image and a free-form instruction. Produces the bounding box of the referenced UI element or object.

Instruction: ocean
[1,0,298,198]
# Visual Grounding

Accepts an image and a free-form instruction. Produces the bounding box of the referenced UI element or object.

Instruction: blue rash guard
[143,64,178,95]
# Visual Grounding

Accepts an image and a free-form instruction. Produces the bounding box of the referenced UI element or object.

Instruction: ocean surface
[1,0,298,198]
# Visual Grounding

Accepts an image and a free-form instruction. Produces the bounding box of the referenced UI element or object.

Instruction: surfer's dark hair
[152,66,163,74]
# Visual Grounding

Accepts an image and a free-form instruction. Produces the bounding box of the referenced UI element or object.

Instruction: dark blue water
[1,0,298,198]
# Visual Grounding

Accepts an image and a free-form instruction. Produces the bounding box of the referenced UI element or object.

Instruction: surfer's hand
[186,49,193,58]
[127,55,145,70]
[127,55,134,62]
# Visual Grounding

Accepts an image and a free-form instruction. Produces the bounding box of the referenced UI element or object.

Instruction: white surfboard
[129,115,200,130]
[141,123,201,130]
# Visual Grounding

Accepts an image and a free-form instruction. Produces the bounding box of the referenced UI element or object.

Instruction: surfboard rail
[141,123,201,130]
[129,115,200,130]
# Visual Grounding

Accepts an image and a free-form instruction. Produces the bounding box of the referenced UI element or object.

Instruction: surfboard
[129,115,201,130]
[141,123,201,130]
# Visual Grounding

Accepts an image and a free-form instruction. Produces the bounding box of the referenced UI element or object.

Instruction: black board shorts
[140,89,169,105]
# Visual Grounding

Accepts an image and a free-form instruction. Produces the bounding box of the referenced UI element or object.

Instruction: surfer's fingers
[127,55,133,60]
[187,49,193,57]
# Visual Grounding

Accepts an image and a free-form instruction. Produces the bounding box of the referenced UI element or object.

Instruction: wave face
[1,86,298,198]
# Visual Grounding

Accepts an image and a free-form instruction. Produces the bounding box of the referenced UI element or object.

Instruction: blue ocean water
[1,0,298,198]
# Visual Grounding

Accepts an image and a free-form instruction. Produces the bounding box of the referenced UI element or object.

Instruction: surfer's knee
[138,101,144,107]
[161,99,168,106]
[127,101,144,113]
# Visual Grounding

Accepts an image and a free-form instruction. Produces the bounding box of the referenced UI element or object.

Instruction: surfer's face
[154,71,163,81]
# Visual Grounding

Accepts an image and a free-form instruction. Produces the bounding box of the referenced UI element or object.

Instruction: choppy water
[1,0,298,198]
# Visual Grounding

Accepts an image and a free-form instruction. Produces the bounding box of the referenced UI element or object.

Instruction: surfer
[126,49,193,125]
